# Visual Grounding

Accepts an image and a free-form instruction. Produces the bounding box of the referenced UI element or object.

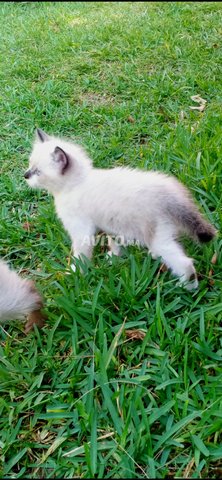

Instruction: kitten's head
[24,129,92,194]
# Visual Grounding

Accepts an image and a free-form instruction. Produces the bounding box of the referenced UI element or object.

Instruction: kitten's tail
[0,260,44,324]
[167,201,217,243]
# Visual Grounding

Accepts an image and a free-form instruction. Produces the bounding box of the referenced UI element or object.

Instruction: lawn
[0,1,222,478]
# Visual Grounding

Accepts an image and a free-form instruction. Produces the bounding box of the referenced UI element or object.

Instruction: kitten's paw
[70,263,76,273]
[186,273,199,291]
[107,245,121,257]
[106,250,120,259]
[184,278,199,291]
[64,263,76,275]
[105,247,121,264]
[105,251,114,266]
[178,273,199,291]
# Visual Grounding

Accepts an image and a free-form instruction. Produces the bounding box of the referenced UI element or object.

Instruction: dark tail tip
[197,224,217,243]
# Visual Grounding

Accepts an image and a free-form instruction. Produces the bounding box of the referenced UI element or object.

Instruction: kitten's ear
[36,128,50,143]
[53,146,69,174]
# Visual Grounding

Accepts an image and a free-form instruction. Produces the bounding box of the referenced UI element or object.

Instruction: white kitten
[0,259,44,330]
[25,128,216,289]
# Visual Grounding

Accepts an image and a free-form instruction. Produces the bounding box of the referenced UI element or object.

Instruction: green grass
[0,1,222,478]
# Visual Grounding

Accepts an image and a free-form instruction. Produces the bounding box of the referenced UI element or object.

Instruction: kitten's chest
[54,195,78,222]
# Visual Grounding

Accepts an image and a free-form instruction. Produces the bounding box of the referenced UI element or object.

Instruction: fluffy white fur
[25,129,216,290]
[0,259,42,322]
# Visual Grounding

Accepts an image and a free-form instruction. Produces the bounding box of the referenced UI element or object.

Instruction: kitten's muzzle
[24,169,32,179]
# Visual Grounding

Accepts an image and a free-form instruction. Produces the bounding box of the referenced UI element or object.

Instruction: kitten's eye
[33,168,40,176]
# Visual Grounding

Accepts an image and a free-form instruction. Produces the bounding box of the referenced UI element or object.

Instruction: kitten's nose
[24,170,31,179]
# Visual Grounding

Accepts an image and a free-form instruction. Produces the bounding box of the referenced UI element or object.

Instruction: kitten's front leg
[64,218,95,272]
[70,233,95,272]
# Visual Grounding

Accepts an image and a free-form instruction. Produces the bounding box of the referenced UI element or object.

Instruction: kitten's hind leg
[150,229,198,290]
[106,236,121,257]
